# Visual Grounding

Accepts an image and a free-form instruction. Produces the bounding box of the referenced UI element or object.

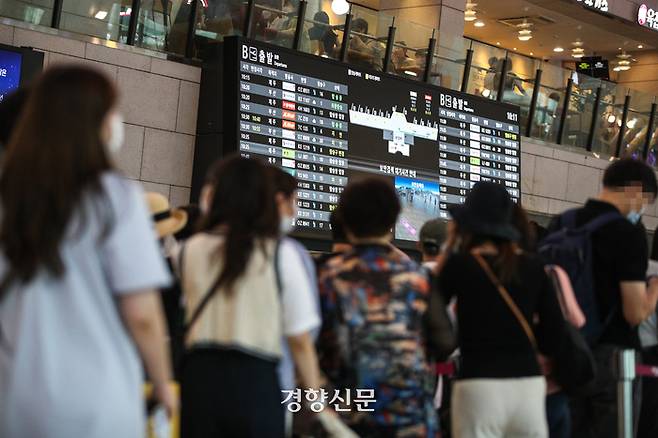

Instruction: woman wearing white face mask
[0,67,176,438]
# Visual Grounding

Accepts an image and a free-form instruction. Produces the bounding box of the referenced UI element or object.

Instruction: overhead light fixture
[553,46,564,52]
[94,10,108,20]
[638,44,644,49]
[627,118,638,129]
[482,88,491,98]
[607,114,617,124]
[530,52,534,55]
[404,70,418,77]
[513,47,517,50]
[474,20,485,27]
[464,2,477,21]
[616,51,632,71]
[571,41,585,58]
[517,21,533,41]
[496,42,501,45]
[331,0,350,15]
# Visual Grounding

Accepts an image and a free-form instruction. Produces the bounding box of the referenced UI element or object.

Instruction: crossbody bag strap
[472,252,538,350]
[182,239,224,338]
[184,238,284,341]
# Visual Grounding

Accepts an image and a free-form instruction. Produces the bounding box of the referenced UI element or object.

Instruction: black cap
[448,182,520,242]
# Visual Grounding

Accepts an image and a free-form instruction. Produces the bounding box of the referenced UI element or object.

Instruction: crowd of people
[3,66,658,438]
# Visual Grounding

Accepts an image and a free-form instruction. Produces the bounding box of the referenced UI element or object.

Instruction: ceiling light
[474,20,485,27]
[572,47,585,58]
[94,10,108,20]
[464,9,477,21]
[530,52,534,55]
[607,114,617,124]
[616,52,632,71]
[496,42,501,45]
[482,88,491,98]
[553,46,564,52]
[513,47,517,50]
[331,0,349,15]
[518,30,532,41]
[627,118,638,129]
[638,44,644,49]
[517,22,533,42]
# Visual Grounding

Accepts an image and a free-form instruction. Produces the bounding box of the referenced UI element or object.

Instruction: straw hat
[145,192,188,238]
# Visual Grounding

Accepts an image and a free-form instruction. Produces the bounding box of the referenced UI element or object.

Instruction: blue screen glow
[0,49,22,103]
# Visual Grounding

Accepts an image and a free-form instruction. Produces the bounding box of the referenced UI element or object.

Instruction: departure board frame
[222,36,521,248]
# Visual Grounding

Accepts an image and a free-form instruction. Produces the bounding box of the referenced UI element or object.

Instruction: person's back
[439,182,566,438]
[440,252,563,378]
[319,244,437,435]
[182,233,283,355]
[317,177,451,436]
[0,174,168,437]
[179,156,327,438]
[0,67,174,438]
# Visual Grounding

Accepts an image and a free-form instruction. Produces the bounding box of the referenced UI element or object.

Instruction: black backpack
[539,209,624,344]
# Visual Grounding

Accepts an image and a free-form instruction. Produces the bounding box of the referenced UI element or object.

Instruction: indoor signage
[576,0,610,13]
[638,4,658,31]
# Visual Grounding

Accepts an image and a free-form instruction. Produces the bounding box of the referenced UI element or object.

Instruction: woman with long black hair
[0,67,175,437]
[179,156,349,438]
[439,182,566,438]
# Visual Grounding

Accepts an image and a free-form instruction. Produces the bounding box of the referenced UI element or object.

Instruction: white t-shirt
[182,234,320,359]
[0,173,171,438]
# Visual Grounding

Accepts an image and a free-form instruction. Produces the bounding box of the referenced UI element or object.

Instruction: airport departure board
[228,38,520,242]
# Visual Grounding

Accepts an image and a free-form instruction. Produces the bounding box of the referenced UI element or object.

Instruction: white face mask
[627,206,646,225]
[105,113,125,155]
[280,215,295,234]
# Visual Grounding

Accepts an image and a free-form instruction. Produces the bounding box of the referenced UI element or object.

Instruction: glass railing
[389,20,433,80]
[466,40,507,100]
[297,0,347,61]
[500,52,540,132]
[1,0,53,26]
[530,63,568,143]
[5,0,658,168]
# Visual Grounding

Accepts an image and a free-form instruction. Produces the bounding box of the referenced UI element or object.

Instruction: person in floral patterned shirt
[317,177,455,438]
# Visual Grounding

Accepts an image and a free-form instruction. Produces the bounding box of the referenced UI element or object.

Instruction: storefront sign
[576,57,610,80]
[638,4,658,31]
[575,0,610,13]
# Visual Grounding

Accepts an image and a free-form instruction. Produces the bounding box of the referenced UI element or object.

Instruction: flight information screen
[231,38,520,242]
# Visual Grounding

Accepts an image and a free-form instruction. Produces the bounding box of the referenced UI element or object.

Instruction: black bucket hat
[448,182,520,242]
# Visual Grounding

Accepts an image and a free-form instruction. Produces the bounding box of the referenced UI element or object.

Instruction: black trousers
[570,345,641,438]
[180,347,285,438]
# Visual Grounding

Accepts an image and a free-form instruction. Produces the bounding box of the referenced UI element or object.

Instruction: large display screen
[232,38,520,242]
[0,48,22,103]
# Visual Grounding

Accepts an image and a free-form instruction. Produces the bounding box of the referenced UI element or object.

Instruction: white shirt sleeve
[100,174,171,295]
[278,239,321,336]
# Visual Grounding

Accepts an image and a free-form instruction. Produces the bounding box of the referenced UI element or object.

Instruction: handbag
[472,252,596,392]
